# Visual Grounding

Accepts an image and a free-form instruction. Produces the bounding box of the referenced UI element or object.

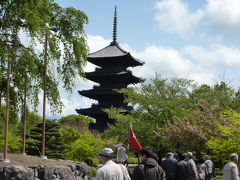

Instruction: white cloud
[183,45,240,69]
[131,45,215,85]
[154,0,203,38]
[206,0,240,35]
[154,0,240,38]
[87,34,111,53]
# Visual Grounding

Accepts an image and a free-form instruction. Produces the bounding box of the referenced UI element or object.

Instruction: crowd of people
[95,146,239,180]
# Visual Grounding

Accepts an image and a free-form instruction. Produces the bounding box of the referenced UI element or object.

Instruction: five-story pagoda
[76,7,144,132]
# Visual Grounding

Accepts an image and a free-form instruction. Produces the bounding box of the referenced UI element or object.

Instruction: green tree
[33,2,89,157]
[59,127,81,147]
[104,75,240,160]
[59,114,93,133]
[207,110,240,162]
[190,82,239,111]
[156,101,225,153]
[26,120,67,159]
[66,131,106,163]
[104,75,196,159]
[0,131,21,153]
[1,0,89,159]
[0,0,56,159]
[17,111,42,135]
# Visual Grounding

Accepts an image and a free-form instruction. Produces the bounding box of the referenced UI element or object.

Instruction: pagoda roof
[88,42,144,67]
[88,42,127,58]
[76,106,130,117]
[85,70,144,84]
[79,88,122,100]
[76,106,106,116]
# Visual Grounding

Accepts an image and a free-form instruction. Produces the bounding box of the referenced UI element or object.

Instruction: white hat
[230,153,238,161]
[97,148,114,157]
[186,152,193,157]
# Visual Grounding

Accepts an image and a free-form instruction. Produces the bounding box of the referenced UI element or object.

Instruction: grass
[212,176,222,180]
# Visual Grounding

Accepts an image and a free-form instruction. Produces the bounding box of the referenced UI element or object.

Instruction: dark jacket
[177,160,190,180]
[161,157,178,180]
[132,158,166,180]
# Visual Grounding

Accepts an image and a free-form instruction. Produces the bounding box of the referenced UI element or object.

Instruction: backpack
[187,161,195,178]
[119,164,131,180]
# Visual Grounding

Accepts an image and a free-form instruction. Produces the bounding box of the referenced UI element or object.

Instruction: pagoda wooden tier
[76,7,144,132]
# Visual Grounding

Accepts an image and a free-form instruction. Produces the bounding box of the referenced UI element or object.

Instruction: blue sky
[45,0,240,118]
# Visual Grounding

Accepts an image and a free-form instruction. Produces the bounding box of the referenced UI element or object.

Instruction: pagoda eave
[79,90,122,100]
[88,53,144,68]
[76,108,106,115]
[85,72,144,84]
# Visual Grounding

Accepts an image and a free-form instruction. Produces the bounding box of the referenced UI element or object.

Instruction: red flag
[129,127,142,151]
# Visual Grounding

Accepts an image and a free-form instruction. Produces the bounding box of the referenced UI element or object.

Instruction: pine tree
[26,120,67,159]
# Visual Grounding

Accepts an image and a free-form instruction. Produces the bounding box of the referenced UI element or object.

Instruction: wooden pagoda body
[76,7,144,132]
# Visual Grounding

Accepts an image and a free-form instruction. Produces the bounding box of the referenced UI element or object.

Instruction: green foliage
[0,0,88,115]
[105,75,240,157]
[207,110,240,162]
[190,82,238,111]
[128,157,139,164]
[157,101,225,152]
[0,131,21,153]
[104,75,196,154]
[55,7,89,92]
[0,1,89,157]
[59,127,81,147]
[0,105,19,130]
[66,131,105,163]
[59,114,93,133]
[17,111,42,135]
[90,166,98,177]
[26,120,67,159]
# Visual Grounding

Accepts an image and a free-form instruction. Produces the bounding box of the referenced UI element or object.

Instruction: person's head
[173,153,179,160]
[230,153,238,164]
[140,147,154,161]
[97,148,114,164]
[152,153,159,161]
[178,152,186,161]
[186,152,193,160]
[198,157,205,164]
[166,152,174,158]
[115,143,124,148]
[203,155,209,160]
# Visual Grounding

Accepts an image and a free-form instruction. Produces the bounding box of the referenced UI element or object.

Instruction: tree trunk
[41,31,48,158]
[22,83,27,155]
[4,50,10,161]
[0,93,2,108]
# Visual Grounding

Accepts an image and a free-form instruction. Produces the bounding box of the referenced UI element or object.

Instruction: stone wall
[0,163,92,180]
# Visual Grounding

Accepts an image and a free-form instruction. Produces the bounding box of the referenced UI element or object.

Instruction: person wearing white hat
[222,153,239,180]
[203,155,213,180]
[186,152,198,180]
[161,152,178,180]
[116,144,128,165]
[96,147,130,180]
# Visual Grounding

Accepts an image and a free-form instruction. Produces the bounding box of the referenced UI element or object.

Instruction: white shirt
[96,160,124,180]
[223,161,239,180]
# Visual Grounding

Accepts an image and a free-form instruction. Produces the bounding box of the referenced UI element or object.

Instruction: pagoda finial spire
[112,5,117,43]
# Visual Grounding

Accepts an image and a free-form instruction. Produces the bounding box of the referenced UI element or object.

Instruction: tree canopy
[104,75,240,162]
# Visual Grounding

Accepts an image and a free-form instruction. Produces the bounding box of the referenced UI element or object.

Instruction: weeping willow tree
[0,0,55,160]
[1,0,89,160]
[33,2,89,158]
